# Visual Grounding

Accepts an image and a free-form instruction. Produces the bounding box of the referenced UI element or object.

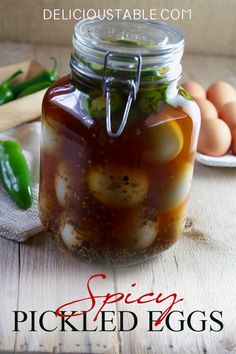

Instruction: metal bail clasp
[102,52,142,138]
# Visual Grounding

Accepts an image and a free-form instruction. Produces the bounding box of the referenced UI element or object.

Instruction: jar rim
[73,18,184,57]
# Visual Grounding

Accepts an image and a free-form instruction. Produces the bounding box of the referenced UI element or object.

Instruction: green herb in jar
[179,85,193,101]
[137,90,164,115]
[88,93,124,119]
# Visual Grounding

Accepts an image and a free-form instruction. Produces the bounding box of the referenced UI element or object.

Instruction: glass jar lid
[74,18,184,55]
[71,18,184,84]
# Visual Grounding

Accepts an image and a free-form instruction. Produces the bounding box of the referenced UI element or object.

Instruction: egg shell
[181,81,206,98]
[197,119,232,156]
[156,163,194,211]
[60,213,86,252]
[55,161,76,208]
[194,97,218,119]
[143,118,183,163]
[87,165,149,208]
[232,128,236,155]
[220,101,236,131]
[207,81,236,113]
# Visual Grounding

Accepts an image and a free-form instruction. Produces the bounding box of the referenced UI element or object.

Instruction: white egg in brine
[132,219,158,250]
[87,165,149,208]
[55,161,75,208]
[60,214,85,251]
[143,118,183,163]
[119,208,159,250]
[157,163,194,211]
[42,119,61,154]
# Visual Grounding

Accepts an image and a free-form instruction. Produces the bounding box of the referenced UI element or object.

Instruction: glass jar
[40,18,200,265]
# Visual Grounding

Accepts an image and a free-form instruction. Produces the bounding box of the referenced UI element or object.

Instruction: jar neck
[71,65,180,99]
[71,19,184,137]
[71,51,182,85]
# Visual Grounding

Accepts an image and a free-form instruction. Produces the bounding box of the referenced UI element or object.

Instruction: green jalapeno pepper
[11,57,58,98]
[0,69,23,105]
[17,80,52,98]
[0,140,33,209]
[88,93,123,119]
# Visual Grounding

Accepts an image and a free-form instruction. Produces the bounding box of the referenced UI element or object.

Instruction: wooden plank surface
[0,237,18,351]
[0,41,236,354]
[15,234,119,354]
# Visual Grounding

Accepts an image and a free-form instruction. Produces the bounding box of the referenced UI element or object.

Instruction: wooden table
[0,42,236,354]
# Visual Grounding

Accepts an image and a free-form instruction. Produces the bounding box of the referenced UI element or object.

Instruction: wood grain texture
[0,42,236,354]
[0,237,18,351]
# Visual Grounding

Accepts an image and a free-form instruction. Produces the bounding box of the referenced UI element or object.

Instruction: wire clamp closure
[102,52,142,138]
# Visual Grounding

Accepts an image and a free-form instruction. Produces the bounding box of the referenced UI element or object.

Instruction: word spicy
[55,273,183,326]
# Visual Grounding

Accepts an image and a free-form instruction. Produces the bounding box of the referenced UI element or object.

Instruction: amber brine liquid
[40,75,197,265]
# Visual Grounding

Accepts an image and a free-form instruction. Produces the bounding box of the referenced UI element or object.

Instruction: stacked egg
[181,81,236,156]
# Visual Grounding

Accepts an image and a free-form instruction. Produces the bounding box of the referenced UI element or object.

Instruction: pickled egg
[42,119,61,154]
[87,165,148,208]
[118,208,159,250]
[60,213,85,251]
[55,161,75,208]
[156,163,193,211]
[197,119,232,156]
[133,220,158,250]
[181,81,206,98]
[143,119,183,163]
[232,128,236,155]
[207,81,236,112]
[220,101,236,131]
[194,97,218,119]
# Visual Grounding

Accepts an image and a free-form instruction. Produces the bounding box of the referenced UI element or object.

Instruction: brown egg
[220,101,236,131]
[181,81,206,98]
[198,119,232,156]
[232,128,236,155]
[194,97,218,119]
[207,81,236,112]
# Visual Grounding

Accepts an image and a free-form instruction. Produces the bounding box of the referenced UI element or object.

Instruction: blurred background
[0,0,236,55]
[0,0,235,84]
